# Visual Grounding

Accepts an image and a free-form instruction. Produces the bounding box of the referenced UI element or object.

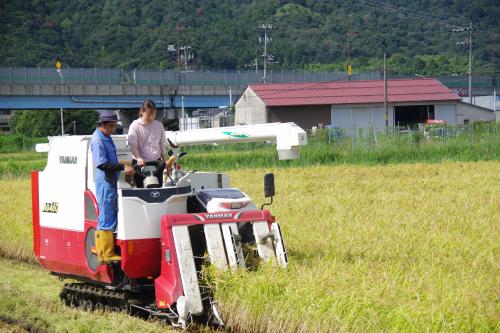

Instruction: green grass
[2,123,499,177]
[181,138,500,171]
[3,138,499,179]
[0,152,47,179]
[0,258,178,333]
[0,134,47,153]
[181,124,500,170]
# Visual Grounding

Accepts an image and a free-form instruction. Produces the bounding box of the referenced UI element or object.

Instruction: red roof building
[234,78,495,129]
[248,79,459,106]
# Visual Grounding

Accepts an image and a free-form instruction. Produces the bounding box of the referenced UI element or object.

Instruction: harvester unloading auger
[32,122,307,328]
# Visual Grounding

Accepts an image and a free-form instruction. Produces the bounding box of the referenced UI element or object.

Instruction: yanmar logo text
[42,202,59,213]
[205,213,233,219]
[59,156,77,164]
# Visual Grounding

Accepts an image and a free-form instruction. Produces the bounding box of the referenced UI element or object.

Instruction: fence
[325,123,500,151]
[178,108,234,130]
[0,67,382,87]
[2,67,497,98]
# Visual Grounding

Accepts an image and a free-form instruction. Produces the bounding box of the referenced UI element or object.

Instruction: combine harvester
[31,122,307,327]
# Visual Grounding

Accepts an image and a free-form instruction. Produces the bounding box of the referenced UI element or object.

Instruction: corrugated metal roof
[248,79,460,106]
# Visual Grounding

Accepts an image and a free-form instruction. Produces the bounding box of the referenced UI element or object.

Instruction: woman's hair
[139,100,157,117]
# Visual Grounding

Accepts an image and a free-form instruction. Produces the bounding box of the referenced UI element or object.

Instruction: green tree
[10,110,98,137]
[0,0,498,74]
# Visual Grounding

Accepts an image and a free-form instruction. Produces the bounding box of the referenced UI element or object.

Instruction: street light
[452,23,473,103]
[55,60,64,84]
[55,61,64,135]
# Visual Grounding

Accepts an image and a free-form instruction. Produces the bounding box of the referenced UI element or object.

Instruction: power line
[353,0,498,35]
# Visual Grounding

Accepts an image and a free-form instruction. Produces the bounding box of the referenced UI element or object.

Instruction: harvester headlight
[220,201,249,209]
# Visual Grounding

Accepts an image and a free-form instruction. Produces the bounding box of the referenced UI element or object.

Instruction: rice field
[0,161,498,332]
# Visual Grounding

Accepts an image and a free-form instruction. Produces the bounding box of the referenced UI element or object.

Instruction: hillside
[0,0,499,75]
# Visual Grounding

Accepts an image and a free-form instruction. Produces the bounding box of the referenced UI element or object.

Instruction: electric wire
[350,0,499,35]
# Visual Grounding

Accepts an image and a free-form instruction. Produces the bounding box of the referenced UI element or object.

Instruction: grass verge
[0,258,177,333]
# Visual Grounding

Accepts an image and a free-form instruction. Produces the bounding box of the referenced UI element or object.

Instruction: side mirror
[264,173,275,198]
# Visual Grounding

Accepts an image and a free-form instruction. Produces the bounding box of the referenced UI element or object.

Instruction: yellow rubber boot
[95,230,105,264]
[101,230,121,263]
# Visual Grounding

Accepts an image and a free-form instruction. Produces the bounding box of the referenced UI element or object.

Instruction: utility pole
[179,45,193,72]
[176,24,182,72]
[493,34,497,115]
[175,23,185,85]
[55,61,64,135]
[347,32,357,81]
[168,24,193,83]
[60,108,64,135]
[452,22,473,104]
[384,52,388,132]
[468,23,473,104]
[259,23,276,83]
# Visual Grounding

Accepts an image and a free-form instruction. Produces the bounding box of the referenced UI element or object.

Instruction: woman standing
[127,100,166,187]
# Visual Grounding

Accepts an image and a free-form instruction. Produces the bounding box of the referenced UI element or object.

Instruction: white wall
[456,102,495,123]
[435,104,457,125]
[331,105,393,129]
[235,88,267,125]
[462,95,499,112]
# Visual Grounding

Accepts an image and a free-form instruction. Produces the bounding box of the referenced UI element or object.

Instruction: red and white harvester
[31,122,307,327]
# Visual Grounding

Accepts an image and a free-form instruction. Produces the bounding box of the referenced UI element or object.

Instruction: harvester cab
[32,122,307,327]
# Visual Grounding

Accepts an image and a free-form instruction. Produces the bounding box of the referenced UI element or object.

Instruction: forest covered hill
[0,0,499,75]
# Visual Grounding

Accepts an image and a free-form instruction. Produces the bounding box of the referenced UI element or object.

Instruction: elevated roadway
[0,83,239,109]
[0,67,378,110]
[1,67,490,111]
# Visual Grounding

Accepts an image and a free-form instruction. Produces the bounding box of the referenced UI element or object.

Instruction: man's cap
[99,111,118,122]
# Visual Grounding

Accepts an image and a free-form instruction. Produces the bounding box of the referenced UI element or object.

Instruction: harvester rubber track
[59,283,133,313]
[59,283,182,324]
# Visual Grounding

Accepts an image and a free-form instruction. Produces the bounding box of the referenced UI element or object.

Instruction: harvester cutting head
[150,172,287,327]
[155,208,288,327]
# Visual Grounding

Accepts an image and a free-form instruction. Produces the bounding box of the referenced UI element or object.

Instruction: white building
[235,79,495,129]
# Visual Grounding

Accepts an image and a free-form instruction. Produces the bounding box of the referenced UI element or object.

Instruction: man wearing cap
[90,111,134,264]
